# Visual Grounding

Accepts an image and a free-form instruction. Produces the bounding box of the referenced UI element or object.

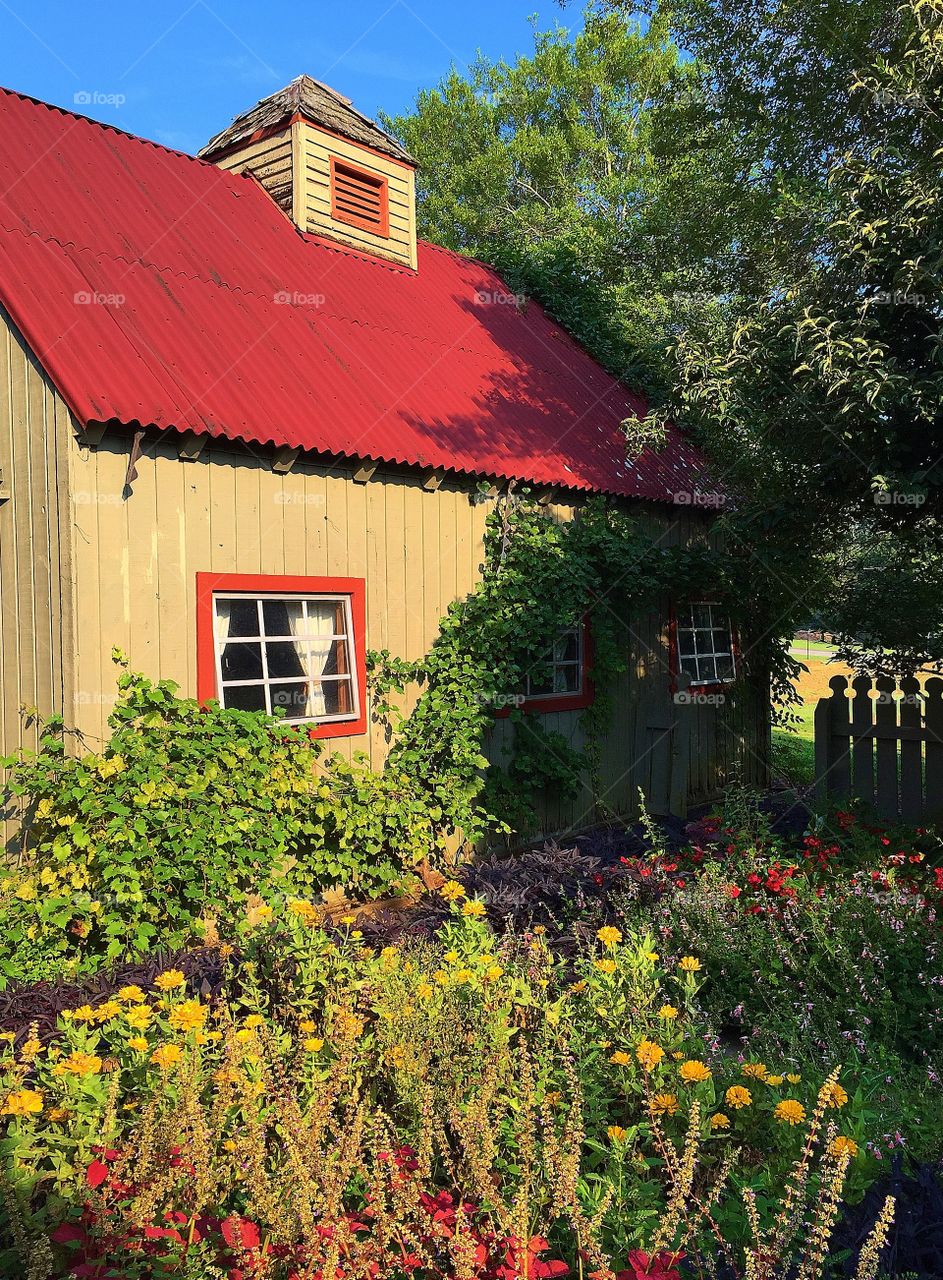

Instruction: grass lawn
[772,641,854,785]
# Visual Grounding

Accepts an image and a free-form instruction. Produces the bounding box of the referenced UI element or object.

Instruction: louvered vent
[330,159,389,237]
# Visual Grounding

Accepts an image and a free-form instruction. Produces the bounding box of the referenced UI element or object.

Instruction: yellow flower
[725,1086,752,1110]
[1,1089,43,1117]
[594,958,617,975]
[710,1113,730,1130]
[679,1059,711,1083]
[47,1107,70,1123]
[485,965,504,982]
[71,1004,97,1023]
[453,968,473,984]
[299,1020,316,1033]
[774,1099,806,1127]
[94,1000,122,1023]
[303,1037,324,1053]
[340,914,356,925]
[118,985,145,1003]
[57,1050,102,1077]
[645,951,659,963]
[444,950,459,964]
[766,1075,784,1087]
[15,881,37,901]
[821,1080,848,1109]
[381,945,399,967]
[652,1093,679,1116]
[830,1136,859,1159]
[636,1040,665,1071]
[150,1044,183,1070]
[607,1124,628,1142]
[570,981,587,994]
[129,1036,149,1052]
[168,1000,207,1034]
[20,1038,42,1061]
[417,982,434,999]
[440,880,466,901]
[125,1005,152,1030]
[387,1044,406,1069]
[658,1004,679,1020]
[287,899,319,925]
[609,1050,631,1066]
[786,1073,802,1085]
[596,926,622,948]
[242,1015,264,1030]
[153,970,186,991]
[433,970,449,986]
[678,956,701,973]
[461,900,487,917]
[742,1062,768,1081]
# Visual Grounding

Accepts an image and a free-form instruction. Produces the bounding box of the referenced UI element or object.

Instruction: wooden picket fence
[814,674,943,821]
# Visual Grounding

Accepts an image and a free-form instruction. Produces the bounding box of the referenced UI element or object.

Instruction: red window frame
[668,601,740,696]
[329,157,391,239]
[196,573,368,739]
[496,617,595,716]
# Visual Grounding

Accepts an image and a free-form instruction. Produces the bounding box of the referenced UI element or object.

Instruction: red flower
[725,884,741,899]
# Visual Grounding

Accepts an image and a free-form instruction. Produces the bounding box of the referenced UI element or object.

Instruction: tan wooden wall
[63,434,766,833]
[0,309,74,769]
[0,312,766,842]
[298,121,417,269]
[211,127,294,217]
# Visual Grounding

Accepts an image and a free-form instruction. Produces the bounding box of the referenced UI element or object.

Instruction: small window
[330,158,390,238]
[197,575,367,738]
[525,625,584,700]
[675,602,736,686]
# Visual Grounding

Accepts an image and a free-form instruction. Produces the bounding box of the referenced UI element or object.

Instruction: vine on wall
[370,491,723,849]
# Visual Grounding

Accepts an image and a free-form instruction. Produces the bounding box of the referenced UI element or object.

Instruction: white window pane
[220,641,263,682]
[222,683,267,712]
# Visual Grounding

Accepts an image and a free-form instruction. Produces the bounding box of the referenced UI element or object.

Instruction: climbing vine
[370,490,724,850]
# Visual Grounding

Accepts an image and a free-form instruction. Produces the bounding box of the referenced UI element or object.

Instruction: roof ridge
[0,83,226,170]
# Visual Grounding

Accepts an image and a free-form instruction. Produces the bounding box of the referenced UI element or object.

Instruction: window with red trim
[511,620,594,714]
[196,574,367,739]
[673,601,737,689]
[329,158,390,238]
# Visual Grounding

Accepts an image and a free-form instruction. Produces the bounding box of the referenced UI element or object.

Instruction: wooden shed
[0,76,768,837]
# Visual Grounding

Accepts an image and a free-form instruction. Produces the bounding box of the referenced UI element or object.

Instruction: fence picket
[873,676,899,820]
[899,676,923,822]
[850,676,874,807]
[926,678,943,818]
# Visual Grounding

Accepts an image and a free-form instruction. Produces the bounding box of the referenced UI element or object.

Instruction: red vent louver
[330,158,389,237]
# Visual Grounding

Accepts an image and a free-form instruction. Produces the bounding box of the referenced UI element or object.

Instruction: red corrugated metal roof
[0,85,714,503]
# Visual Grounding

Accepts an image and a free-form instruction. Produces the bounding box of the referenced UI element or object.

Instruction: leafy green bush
[0,655,404,982]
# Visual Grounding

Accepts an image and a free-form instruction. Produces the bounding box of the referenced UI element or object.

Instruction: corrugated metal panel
[0,85,716,504]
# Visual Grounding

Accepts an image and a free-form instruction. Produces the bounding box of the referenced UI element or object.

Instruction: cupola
[200,75,417,269]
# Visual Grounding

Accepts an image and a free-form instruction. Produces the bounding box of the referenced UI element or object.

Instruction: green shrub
[0,655,404,981]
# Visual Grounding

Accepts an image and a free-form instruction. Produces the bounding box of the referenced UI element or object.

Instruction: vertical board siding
[0,313,76,844]
[0,329,766,844]
[64,439,765,827]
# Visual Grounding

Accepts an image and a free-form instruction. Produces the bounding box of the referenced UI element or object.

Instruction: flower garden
[2,773,941,1279]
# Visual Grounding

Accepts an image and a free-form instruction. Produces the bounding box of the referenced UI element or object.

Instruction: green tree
[654,0,943,673]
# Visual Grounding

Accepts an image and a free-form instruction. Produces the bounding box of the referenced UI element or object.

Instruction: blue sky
[0,1,574,155]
